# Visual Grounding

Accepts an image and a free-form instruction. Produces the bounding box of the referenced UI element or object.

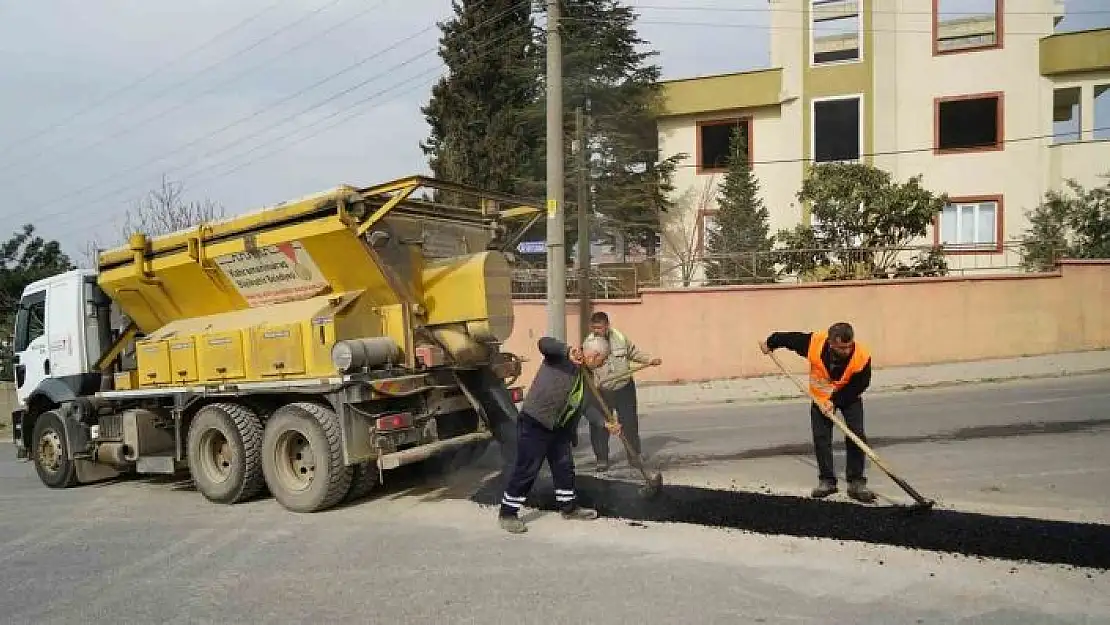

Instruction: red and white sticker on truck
[214,241,329,307]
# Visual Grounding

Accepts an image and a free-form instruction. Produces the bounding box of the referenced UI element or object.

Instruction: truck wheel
[262,402,353,513]
[31,411,78,489]
[186,403,266,504]
[343,462,379,503]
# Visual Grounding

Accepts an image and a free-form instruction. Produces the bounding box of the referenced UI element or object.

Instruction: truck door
[45,273,86,378]
[13,289,48,406]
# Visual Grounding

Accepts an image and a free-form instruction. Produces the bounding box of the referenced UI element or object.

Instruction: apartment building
[655,0,1110,285]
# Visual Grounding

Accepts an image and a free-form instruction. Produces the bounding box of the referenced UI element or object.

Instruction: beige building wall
[873,0,1056,271]
[656,1,1110,282]
[657,102,805,286]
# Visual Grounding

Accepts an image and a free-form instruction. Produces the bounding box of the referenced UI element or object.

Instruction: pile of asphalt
[471,475,1110,570]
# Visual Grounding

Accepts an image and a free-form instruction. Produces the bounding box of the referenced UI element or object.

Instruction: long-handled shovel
[596,362,657,388]
[766,350,935,512]
[583,370,663,498]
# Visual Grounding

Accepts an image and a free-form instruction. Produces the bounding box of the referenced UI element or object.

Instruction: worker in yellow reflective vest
[586,311,661,471]
[760,322,876,503]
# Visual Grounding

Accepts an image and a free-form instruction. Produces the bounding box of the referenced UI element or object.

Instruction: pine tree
[704,130,774,285]
[421,0,542,198]
[422,1,678,261]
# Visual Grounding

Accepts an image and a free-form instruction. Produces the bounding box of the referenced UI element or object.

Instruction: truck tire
[186,402,266,504]
[31,410,78,489]
[343,462,379,504]
[261,402,353,513]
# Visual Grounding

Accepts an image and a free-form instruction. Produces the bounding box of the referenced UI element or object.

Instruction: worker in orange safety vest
[760,322,876,503]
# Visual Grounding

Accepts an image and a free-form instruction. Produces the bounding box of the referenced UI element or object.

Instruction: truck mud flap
[376,431,492,471]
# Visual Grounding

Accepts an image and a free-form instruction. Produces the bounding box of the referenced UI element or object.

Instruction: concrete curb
[633,351,1110,410]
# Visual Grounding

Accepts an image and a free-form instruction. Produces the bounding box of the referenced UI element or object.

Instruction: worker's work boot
[560,505,599,521]
[499,515,527,534]
[847,480,877,504]
[811,479,838,499]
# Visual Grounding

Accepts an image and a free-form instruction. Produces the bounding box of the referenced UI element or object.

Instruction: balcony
[1040,28,1110,77]
[1047,140,1110,190]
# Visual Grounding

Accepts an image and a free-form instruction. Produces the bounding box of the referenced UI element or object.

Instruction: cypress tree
[421,0,542,197]
[540,0,679,260]
[704,130,774,284]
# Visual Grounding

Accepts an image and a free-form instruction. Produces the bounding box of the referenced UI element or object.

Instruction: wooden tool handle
[596,361,658,387]
[582,369,650,476]
[767,349,933,507]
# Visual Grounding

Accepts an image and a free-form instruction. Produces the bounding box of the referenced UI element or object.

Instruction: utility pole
[575,107,591,342]
[544,0,566,340]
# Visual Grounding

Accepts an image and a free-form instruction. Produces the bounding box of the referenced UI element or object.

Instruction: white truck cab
[11,269,114,454]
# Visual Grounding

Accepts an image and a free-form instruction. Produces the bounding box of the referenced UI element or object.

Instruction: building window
[813,95,862,162]
[811,0,862,65]
[1053,87,1081,144]
[696,118,752,174]
[936,196,1002,252]
[14,293,46,353]
[935,92,1003,153]
[933,0,1002,55]
[1096,84,1110,141]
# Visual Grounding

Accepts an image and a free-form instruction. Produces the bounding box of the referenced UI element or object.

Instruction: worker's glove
[605,421,623,436]
[818,399,836,415]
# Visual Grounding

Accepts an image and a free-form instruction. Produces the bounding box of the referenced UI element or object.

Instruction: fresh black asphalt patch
[470,474,1110,570]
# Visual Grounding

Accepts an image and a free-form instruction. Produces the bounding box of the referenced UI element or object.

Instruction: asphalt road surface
[1,374,1108,624]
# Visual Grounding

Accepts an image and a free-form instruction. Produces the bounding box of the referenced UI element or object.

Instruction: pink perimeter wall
[503,261,1110,388]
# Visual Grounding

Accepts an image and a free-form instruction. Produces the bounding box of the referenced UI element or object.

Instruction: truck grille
[98,414,123,440]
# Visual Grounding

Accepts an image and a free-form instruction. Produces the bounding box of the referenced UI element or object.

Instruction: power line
[13,0,519,224]
[0,0,345,177]
[164,18,533,187]
[18,5,437,216]
[0,0,288,153]
[564,16,1085,36]
[42,11,534,242]
[634,4,1109,17]
[55,66,445,245]
[48,26,530,244]
[147,20,533,189]
[0,0,397,183]
[674,128,1110,168]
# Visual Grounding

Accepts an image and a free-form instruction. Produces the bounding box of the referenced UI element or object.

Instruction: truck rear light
[375,413,413,432]
[509,387,524,403]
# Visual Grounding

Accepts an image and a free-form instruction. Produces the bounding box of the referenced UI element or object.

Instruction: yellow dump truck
[9,176,540,512]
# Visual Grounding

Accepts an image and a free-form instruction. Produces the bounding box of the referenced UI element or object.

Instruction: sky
[0,0,1106,259]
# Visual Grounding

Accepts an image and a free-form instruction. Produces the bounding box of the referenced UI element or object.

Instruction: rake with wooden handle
[766,349,935,511]
[596,361,658,387]
[583,369,663,498]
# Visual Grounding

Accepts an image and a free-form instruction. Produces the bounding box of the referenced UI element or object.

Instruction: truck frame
[9,175,540,513]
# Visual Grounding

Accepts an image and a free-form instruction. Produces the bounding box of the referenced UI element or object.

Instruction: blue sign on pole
[516,240,546,254]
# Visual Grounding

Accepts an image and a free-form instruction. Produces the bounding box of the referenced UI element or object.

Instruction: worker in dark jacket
[760,322,876,503]
[498,335,620,534]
